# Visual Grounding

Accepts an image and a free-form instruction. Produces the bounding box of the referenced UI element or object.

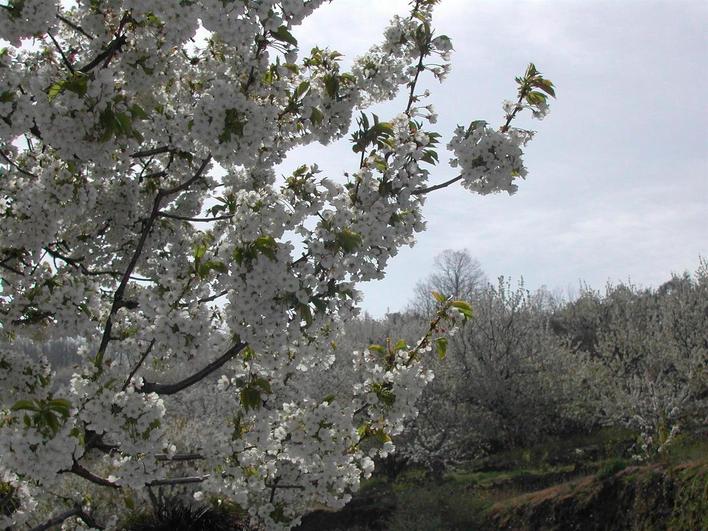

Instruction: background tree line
[340,251,707,477]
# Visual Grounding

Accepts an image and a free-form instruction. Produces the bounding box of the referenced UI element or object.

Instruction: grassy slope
[296,430,708,531]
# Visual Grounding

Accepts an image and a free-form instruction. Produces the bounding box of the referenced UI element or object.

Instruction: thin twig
[44,246,122,277]
[122,338,155,391]
[0,261,25,276]
[155,452,205,462]
[47,32,75,73]
[0,148,38,179]
[411,174,463,195]
[147,475,210,487]
[78,12,131,73]
[158,212,233,222]
[56,13,95,40]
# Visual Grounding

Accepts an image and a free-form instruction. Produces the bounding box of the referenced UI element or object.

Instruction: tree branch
[56,14,95,41]
[94,156,211,368]
[78,13,131,73]
[45,246,122,277]
[140,341,247,395]
[131,145,172,158]
[147,474,210,487]
[0,148,38,179]
[155,452,205,462]
[0,260,25,276]
[122,338,156,391]
[158,212,233,222]
[47,32,75,74]
[65,462,121,489]
[411,174,463,195]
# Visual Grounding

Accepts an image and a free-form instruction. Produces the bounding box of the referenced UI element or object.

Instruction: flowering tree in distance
[0,0,553,528]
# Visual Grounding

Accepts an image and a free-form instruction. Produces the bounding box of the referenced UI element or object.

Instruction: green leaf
[368,344,385,354]
[323,75,339,99]
[335,229,362,254]
[451,300,473,320]
[194,243,207,262]
[242,346,256,361]
[531,77,556,97]
[298,303,313,326]
[48,398,72,417]
[394,339,407,351]
[310,107,324,125]
[431,291,447,303]
[198,260,227,279]
[294,80,310,100]
[252,377,272,395]
[466,120,487,136]
[372,429,391,444]
[356,422,370,438]
[145,12,162,27]
[64,74,88,97]
[129,103,148,120]
[47,81,65,102]
[526,91,547,105]
[11,399,38,412]
[254,235,278,261]
[97,107,117,142]
[434,337,448,360]
[240,386,262,411]
[271,25,298,47]
[372,382,395,407]
[323,394,336,404]
[311,297,327,314]
[420,149,439,165]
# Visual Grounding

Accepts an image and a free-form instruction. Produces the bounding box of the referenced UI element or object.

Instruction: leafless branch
[131,146,172,158]
[65,462,121,489]
[56,13,95,40]
[0,148,38,179]
[45,246,122,277]
[122,338,156,391]
[158,212,233,222]
[94,156,211,368]
[0,260,25,276]
[140,341,247,395]
[47,32,75,73]
[147,474,210,487]
[78,13,131,73]
[411,174,463,195]
[155,452,205,462]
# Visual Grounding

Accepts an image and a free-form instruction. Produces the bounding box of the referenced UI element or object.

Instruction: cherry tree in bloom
[0,0,553,528]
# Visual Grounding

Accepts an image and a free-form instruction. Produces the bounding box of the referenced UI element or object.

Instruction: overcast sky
[281,0,707,317]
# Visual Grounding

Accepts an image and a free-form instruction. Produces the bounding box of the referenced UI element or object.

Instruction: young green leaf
[434,336,448,359]
[431,291,447,303]
[271,26,298,47]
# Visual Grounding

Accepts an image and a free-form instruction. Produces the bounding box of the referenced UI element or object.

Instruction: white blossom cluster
[0,0,548,528]
[448,122,529,195]
[0,468,37,528]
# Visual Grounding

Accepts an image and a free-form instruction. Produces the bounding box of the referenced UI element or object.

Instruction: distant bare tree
[411,249,487,315]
